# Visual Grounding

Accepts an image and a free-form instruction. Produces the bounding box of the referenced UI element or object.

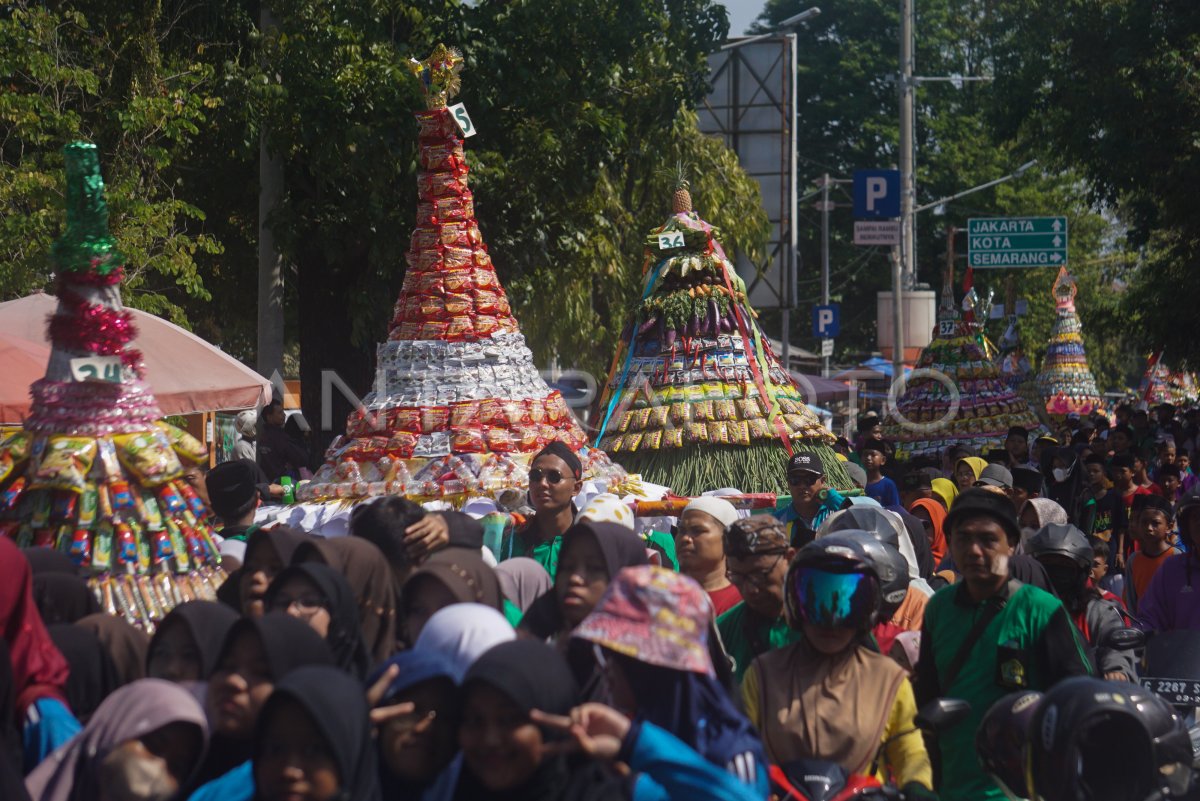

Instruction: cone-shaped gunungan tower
[883,275,1043,460]
[298,45,624,503]
[1035,267,1104,420]
[996,287,1049,428]
[0,143,224,630]
[592,183,852,495]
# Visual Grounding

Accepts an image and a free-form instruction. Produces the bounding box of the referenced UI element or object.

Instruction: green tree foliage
[0,1,222,323]
[983,0,1200,369]
[756,0,1141,389]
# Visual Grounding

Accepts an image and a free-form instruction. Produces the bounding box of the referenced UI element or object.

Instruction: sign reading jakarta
[967,217,1068,268]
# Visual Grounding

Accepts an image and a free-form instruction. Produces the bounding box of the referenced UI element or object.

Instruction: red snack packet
[503,401,530,427]
[473,316,499,337]
[450,426,486,453]
[421,406,450,433]
[526,398,547,425]
[442,268,474,292]
[390,408,422,434]
[450,401,480,427]
[474,289,501,315]
[445,316,474,340]
[386,432,417,458]
[418,320,449,339]
[479,399,506,427]
[484,427,515,453]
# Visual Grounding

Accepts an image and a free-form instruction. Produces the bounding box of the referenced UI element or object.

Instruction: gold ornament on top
[408,44,464,109]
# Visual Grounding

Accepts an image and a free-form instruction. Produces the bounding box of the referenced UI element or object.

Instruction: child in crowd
[1132,450,1164,497]
[1111,453,1151,559]
[1156,463,1183,503]
[1083,454,1127,555]
[1089,537,1125,605]
[861,441,900,507]
[1125,496,1182,615]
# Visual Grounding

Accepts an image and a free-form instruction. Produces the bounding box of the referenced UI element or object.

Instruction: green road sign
[967,217,1068,268]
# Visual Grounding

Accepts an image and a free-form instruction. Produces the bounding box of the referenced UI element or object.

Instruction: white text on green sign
[967,217,1067,268]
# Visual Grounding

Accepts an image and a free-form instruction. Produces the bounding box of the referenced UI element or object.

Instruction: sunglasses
[787,473,822,486]
[529,468,572,484]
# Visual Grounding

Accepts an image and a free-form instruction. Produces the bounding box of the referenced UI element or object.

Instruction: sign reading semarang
[967,216,1068,267]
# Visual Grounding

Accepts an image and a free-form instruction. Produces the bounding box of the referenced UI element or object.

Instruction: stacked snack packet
[0,143,224,631]
[299,45,625,504]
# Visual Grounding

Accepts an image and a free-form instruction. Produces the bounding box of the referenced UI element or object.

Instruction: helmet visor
[792,567,879,629]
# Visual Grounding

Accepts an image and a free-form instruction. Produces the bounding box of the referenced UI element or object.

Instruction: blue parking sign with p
[853,170,901,219]
[813,305,839,338]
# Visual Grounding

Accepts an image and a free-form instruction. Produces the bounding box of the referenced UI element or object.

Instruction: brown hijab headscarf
[292,536,398,664]
[74,613,149,686]
[401,548,504,612]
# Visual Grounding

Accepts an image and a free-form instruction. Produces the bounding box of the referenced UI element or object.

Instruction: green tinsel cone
[52,142,123,275]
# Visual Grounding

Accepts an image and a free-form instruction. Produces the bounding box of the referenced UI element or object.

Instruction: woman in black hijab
[238,526,311,617]
[45,624,121,724]
[253,665,381,801]
[147,600,240,683]
[192,613,334,790]
[519,521,648,700]
[454,640,625,801]
[23,548,99,625]
[264,562,371,679]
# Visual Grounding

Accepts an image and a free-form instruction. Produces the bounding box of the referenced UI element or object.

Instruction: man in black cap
[899,470,934,511]
[916,488,1093,801]
[1004,426,1030,467]
[1011,465,1043,510]
[205,458,264,542]
[773,450,845,548]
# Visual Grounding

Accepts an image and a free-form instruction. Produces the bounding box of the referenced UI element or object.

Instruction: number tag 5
[447,103,476,138]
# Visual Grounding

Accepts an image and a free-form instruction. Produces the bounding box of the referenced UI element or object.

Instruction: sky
[721,0,767,35]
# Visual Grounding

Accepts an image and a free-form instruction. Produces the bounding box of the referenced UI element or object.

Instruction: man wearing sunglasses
[502,441,584,577]
[773,451,845,549]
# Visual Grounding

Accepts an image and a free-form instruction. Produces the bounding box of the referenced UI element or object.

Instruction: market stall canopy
[0,292,270,422]
[790,372,851,403]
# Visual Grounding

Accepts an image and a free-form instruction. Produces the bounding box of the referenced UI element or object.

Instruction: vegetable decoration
[593,181,853,495]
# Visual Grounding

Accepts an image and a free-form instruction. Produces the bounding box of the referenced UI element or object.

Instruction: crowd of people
[5,400,1200,800]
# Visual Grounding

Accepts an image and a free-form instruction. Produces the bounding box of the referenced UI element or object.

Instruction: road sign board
[813,304,840,338]
[820,339,834,358]
[853,170,901,218]
[967,217,1068,268]
[854,220,900,246]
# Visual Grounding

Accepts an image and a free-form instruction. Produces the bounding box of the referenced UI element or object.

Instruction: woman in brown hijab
[398,549,504,645]
[73,613,149,687]
[291,537,397,664]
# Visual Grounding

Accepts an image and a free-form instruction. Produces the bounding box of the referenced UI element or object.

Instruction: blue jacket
[628,721,767,801]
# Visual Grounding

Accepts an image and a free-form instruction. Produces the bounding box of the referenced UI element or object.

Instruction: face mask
[1053,467,1070,483]
[97,745,177,801]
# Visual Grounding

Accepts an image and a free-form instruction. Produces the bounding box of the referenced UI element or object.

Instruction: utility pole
[256,6,285,380]
[892,0,914,380]
[781,31,799,373]
[819,173,831,377]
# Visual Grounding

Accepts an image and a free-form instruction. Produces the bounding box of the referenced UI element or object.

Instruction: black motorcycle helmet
[834,530,910,618]
[1025,523,1093,603]
[1025,523,1093,570]
[976,691,1043,801]
[1028,676,1193,801]
[784,533,883,632]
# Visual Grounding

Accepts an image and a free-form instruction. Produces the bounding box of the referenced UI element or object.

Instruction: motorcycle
[769,699,970,801]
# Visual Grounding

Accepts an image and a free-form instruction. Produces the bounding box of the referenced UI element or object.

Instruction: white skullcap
[681,496,739,529]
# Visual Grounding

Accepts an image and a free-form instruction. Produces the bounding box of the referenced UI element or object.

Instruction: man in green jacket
[716,515,803,684]
[916,489,1093,801]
